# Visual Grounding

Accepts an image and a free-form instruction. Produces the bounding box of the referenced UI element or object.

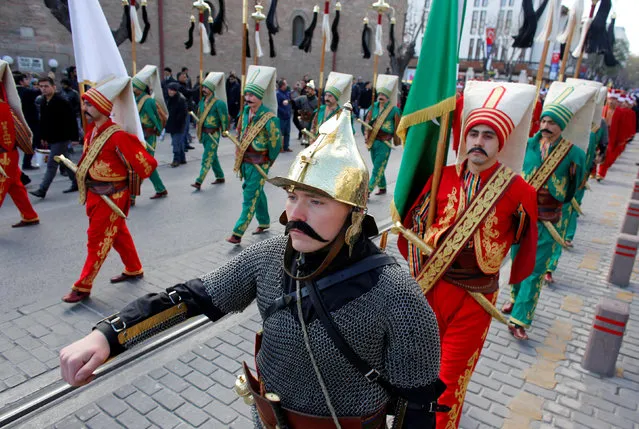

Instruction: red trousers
[0,151,38,221]
[426,280,496,429]
[73,189,143,292]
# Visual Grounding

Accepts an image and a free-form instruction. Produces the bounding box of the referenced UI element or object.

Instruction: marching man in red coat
[398,82,538,429]
[62,77,158,303]
[0,59,39,228]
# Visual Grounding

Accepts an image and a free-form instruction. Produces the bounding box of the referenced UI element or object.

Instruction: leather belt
[243,362,387,429]
[202,127,220,134]
[86,180,128,196]
[443,247,499,294]
[537,188,562,223]
[375,130,393,142]
[243,152,270,165]
[143,127,157,138]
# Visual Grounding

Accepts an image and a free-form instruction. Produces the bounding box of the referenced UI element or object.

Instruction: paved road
[2,130,639,429]
[0,128,402,308]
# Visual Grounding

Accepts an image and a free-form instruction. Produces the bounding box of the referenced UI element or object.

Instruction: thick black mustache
[540,129,553,134]
[467,147,487,156]
[285,221,328,242]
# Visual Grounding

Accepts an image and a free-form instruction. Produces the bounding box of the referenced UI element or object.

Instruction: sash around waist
[442,247,499,293]
[86,179,128,196]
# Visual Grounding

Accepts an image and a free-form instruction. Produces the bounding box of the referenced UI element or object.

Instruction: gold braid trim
[366,103,394,149]
[233,112,275,174]
[117,304,188,345]
[136,94,151,113]
[196,96,219,141]
[416,165,516,294]
[527,139,572,191]
[76,125,122,205]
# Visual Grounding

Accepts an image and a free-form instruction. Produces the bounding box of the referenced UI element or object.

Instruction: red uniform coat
[79,119,157,187]
[398,161,538,284]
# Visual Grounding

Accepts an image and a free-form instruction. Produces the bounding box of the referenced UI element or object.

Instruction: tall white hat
[457,81,536,173]
[82,75,142,139]
[542,81,597,151]
[565,78,605,128]
[132,65,168,117]
[375,74,399,107]
[202,72,227,105]
[324,72,353,106]
[244,65,277,114]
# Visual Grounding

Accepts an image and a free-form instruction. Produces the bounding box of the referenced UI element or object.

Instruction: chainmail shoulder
[198,235,288,314]
[256,260,441,418]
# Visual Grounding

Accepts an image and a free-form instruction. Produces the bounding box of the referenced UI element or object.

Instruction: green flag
[392,0,466,221]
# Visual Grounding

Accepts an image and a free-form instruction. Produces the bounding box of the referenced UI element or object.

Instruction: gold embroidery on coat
[425,187,458,247]
[136,152,153,176]
[474,208,508,274]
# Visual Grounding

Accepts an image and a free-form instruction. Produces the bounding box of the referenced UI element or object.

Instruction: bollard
[633,180,639,201]
[620,200,639,235]
[581,298,630,377]
[607,234,639,287]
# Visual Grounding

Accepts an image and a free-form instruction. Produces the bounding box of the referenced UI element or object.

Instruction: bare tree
[390,0,428,79]
[44,0,131,46]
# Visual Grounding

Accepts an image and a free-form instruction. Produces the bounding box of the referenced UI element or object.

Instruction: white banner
[69,0,143,142]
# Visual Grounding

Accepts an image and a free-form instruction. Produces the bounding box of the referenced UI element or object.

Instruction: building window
[509,0,515,5]
[471,11,479,35]
[505,10,513,34]
[475,39,483,59]
[500,0,507,6]
[479,11,487,34]
[497,10,505,31]
[482,0,488,6]
[424,0,431,9]
[468,39,475,59]
[473,0,480,7]
[292,15,305,46]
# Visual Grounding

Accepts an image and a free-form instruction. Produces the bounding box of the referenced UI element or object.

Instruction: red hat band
[463,107,514,150]
[82,87,113,116]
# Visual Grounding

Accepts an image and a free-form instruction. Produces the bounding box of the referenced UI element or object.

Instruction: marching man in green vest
[132,65,168,202]
[545,81,606,279]
[191,72,229,190]
[363,74,401,196]
[226,66,281,245]
[503,82,596,340]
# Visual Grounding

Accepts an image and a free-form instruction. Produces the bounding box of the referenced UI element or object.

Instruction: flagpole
[240,0,248,113]
[130,0,137,74]
[535,40,550,99]
[558,16,576,81]
[573,0,599,79]
[371,1,390,107]
[318,2,330,99]
[426,113,450,228]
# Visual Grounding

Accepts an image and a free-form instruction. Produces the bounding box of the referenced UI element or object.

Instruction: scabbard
[542,220,568,248]
[265,393,289,429]
[0,164,8,178]
[223,131,269,180]
[571,198,584,216]
[301,128,318,141]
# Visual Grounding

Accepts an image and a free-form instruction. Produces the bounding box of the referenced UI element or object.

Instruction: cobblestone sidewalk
[10,139,639,429]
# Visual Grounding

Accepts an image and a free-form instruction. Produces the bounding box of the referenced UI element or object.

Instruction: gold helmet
[270,102,376,248]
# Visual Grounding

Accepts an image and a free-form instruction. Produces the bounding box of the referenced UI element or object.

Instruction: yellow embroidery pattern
[550,175,567,199]
[417,166,515,294]
[136,152,153,176]
[425,188,458,247]
[475,208,508,274]
[89,159,117,179]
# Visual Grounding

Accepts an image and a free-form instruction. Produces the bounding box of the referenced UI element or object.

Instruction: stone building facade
[0,0,406,85]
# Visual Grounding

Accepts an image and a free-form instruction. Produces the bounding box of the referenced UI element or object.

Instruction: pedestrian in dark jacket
[165,82,188,167]
[226,73,241,126]
[30,77,78,199]
[358,82,373,119]
[15,73,40,170]
[276,79,292,152]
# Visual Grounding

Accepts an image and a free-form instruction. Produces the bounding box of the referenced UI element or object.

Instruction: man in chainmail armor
[60,103,444,428]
